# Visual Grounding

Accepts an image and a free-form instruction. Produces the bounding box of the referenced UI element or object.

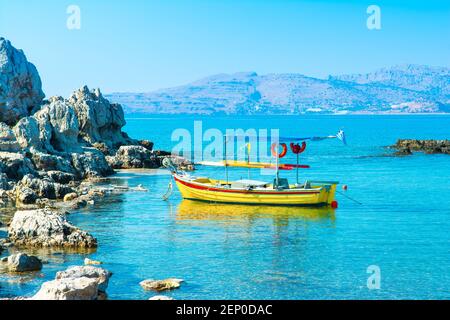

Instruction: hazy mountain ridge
[107,65,450,115]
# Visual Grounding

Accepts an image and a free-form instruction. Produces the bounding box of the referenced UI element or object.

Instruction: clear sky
[1,0,449,97]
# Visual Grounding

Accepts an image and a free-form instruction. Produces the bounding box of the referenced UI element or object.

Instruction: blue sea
[1,115,450,299]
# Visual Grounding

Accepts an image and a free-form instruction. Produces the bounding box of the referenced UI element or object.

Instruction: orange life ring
[271,143,287,158]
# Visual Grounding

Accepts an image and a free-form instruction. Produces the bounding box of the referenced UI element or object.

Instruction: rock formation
[0,38,189,208]
[32,277,100,300]
[140,278,184,291]
[56,265,112,293]
[0,253,42,272]
[8,208,97,248]
[32,265,112,300]
[0,38,45,125]
[391,139,450,155]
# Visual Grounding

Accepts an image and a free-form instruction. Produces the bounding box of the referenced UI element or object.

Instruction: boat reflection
[176,199,336,224]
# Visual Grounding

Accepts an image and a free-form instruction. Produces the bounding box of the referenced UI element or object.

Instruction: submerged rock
[149,295,174,300]
[8,208,97,248]
[140,278,184,291]
[84,257,102,265]
[0,38,45,126]
[0,253,42,272]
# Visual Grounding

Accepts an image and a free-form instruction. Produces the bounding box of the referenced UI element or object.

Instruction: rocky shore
[0,37,189,299]
[391,139,450,156]
[0,37,191,209]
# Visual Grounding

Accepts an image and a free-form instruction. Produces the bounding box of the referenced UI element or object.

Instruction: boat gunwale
[173,174,328,195]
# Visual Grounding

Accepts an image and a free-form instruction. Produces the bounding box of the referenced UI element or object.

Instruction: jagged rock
[140,278,184,291]
[13,117,42,150]
[1,253,42,272]
[56,265,111,293]
[139,140,154,151]
[71,149,114,178]
[0,122,20,152]
[0,152,36,180]
[0,38,45,126]
[32,277,99,300]
[111,145,158,169]
[0,172,10,190]
[15,185,38,204]
[30,149,76,174]
[18,174,74,200]
[92,142,110,155]
[8,208,97,248]
[38,98,80,151]
[47,170,76,184]
[69,86,134,149]
[392,139,450,155]
[394,147,412,156]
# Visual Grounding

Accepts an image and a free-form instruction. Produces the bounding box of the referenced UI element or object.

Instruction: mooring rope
[336,190,363,205]
[162,179,173,200]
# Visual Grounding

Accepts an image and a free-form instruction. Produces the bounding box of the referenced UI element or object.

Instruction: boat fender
[271,143,287,158]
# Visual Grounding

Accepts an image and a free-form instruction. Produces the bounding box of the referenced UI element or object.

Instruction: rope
[336,190,363,205]
[162,179,173,201]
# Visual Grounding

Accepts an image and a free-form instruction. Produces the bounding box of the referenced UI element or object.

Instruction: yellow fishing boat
[173,173,338,206]
[164,131,346,207]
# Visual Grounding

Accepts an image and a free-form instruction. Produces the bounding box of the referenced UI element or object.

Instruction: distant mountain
[106,65,450,115]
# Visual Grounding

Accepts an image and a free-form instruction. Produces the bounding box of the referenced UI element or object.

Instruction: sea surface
[1,115,450,299]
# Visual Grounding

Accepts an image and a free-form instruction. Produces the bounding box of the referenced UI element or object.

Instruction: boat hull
[173,175,337,206]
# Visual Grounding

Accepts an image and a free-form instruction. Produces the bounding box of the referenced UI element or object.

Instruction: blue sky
[1,0,449,97]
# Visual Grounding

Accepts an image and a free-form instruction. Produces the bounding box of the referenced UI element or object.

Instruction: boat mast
[275,143,279,189]
[224,135,228,184]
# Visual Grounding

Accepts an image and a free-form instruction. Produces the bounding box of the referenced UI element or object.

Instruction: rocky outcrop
[8,208,97,248]
[140,278,184,291]
[0,122,20,152]
[32,265,111,300]
[391,139,450,155]
[108,145,157,169]
[0,253,42,272]
[15,174,74,202]
[32,277,99,300]
[69,86,134,149]
[56,265,111,293]
[0,38,45,126]
[0,152,36,180]
[71,148,114,179]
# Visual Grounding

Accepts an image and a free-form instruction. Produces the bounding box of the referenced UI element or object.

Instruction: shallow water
[1,115,450,299]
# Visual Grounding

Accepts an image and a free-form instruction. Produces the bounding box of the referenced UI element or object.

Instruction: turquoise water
[1,115,450,299]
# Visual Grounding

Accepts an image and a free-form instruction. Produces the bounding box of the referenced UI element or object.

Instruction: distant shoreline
[124,112,450,119]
